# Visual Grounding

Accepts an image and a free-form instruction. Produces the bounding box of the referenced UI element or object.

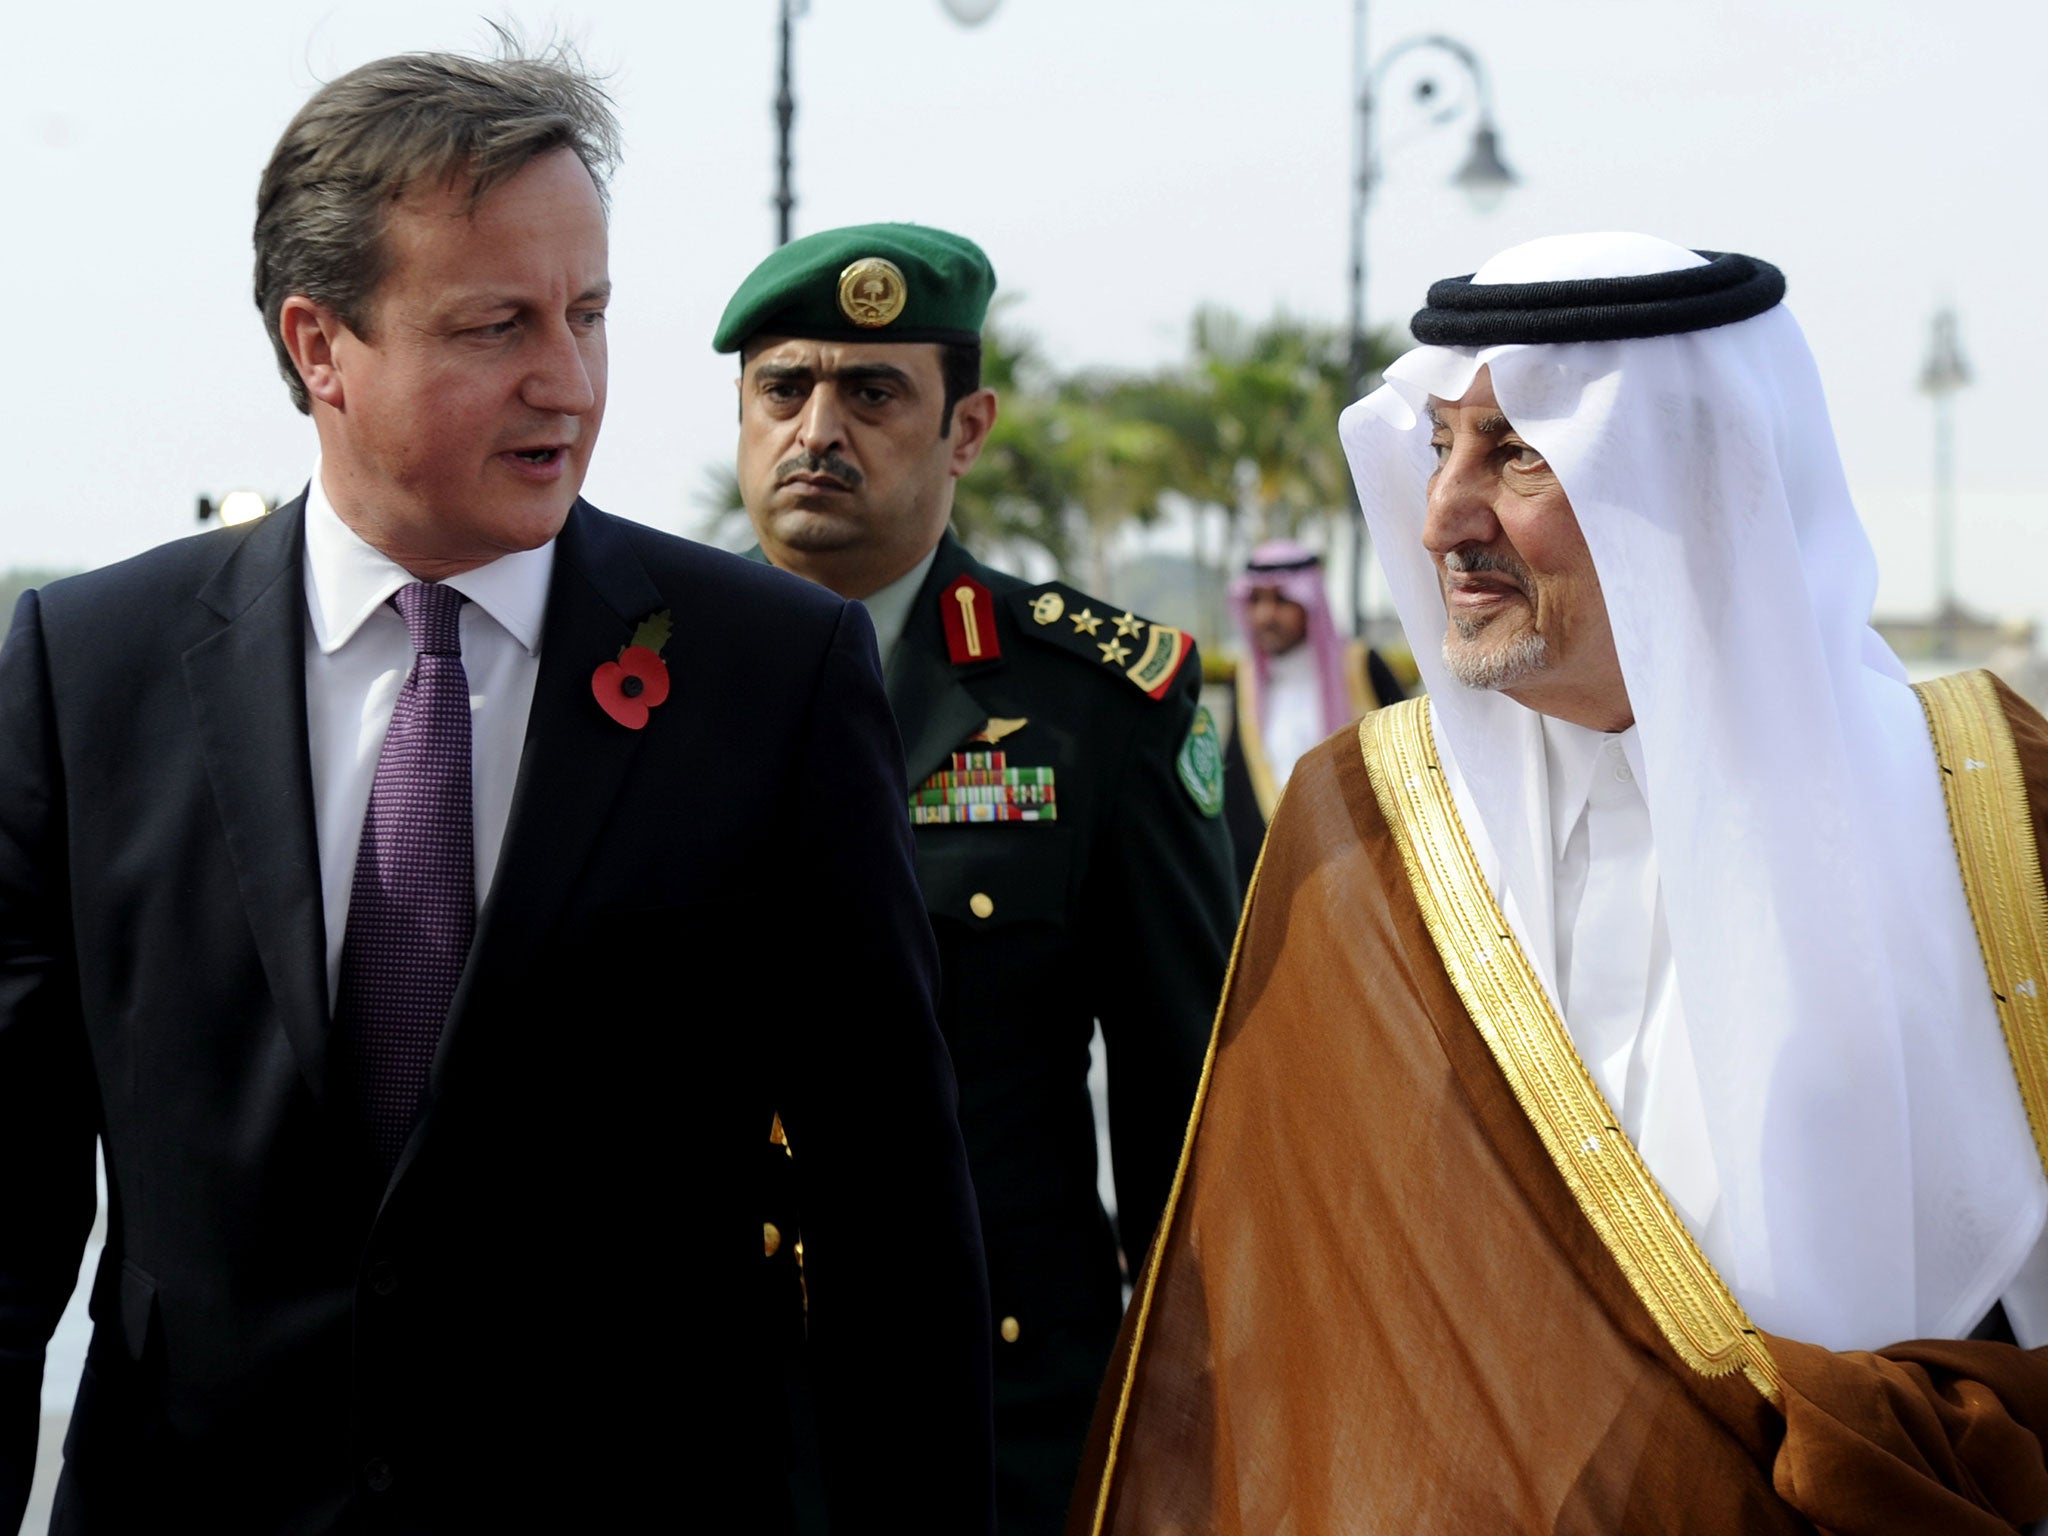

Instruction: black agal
[1410,251,1786,346]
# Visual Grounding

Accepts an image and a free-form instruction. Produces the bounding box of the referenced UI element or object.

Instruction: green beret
[712,222,995,353]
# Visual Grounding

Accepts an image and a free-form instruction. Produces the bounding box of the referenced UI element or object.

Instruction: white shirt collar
[859,543,941,667]
[1540,714,1612,861]
[303,460,555,656]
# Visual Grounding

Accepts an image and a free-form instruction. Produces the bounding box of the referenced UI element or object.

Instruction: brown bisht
[1069,672,2048,1535]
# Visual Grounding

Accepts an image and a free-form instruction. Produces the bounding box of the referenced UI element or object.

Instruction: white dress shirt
[1261,643,1325,789]
[301,468,553,1007]
[1542,716,1724,1260]
[860,544,940,678]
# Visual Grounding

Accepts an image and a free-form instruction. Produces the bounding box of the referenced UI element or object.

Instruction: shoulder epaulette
[1006,583,1194,701]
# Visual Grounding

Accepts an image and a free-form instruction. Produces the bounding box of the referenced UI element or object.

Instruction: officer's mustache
[1442,546,1531,590]
[776,450,864,490]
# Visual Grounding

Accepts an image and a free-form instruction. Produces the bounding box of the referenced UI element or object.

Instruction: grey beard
[1442,627,1549,691]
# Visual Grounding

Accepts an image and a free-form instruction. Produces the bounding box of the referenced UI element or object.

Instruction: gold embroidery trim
[1084,787,1271,1535]
[1233,664,1281,821]
[1360,700,1783,1402]
[1914,671,2048,1179]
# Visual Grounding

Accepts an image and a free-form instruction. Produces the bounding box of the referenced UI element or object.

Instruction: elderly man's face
[1422,369,1630,731]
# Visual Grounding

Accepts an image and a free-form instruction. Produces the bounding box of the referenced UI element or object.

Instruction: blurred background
[10,0,2048,688]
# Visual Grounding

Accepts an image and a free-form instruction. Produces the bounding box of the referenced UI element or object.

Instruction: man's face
[1245,587,1309,658]
[293,148,610,577]
[1422,368,1629,729]
[737,337,993,597]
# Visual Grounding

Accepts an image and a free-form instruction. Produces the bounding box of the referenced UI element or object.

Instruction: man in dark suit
[0,50,992,1534]
[717,224,1239,1533]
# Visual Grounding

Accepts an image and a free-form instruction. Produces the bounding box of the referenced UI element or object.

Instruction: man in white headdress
[1068,234,2048,1535]
[1221,540,1405,890]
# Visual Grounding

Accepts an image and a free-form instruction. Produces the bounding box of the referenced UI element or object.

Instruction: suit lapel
[426,504,663,1092]
[890,533,1003,790]
[182,499,333,1103]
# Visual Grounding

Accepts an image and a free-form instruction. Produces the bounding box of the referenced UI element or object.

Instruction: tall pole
[1932,388,1956,653]
[1345,0,1373,637]
[774,0,798,246]
[1921,308,1970,658]
[1342,29,1514,638]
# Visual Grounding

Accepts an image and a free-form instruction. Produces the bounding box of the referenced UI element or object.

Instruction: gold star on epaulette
[1113,610,1144,637]
[1070,607,1102,636]
[1099,637,1132,665]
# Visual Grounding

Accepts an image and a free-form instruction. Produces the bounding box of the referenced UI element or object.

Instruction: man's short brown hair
[252,37,620,414]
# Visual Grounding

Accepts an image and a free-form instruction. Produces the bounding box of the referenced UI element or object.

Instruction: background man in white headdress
[1069,233,2048,1535]
[1221,540,1404,891]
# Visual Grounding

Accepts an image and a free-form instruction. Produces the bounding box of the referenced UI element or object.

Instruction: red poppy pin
[592,609,673,730]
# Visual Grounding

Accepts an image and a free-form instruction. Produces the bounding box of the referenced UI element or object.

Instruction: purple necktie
[335,581,476,1176]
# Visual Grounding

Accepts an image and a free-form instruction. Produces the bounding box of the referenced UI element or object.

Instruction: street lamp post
[1920,308,1971,659]
[772,0,1000,248]
[773,0,807,247]
[1345,8,1517,637]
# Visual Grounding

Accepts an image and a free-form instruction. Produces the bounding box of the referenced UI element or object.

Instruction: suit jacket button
[367,1261,399,1297]
[999,1315,1021,1344]
[969,892,995,920]
[363,1457,396,1493]
[763,1222,783,1257]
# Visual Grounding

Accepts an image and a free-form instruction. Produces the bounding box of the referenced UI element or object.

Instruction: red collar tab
[940,573,1001,666]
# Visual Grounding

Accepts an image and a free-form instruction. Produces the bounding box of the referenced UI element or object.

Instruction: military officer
[716,224,1239,1533]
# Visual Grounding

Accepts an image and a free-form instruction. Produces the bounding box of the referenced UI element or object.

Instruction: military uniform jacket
[879,532,1236,1524]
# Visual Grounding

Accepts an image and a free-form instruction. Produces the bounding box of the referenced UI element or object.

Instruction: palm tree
[1185,308,1382,550]
[950,314,1082,571]
[1097,309,1405,636]
[693,463,750,550]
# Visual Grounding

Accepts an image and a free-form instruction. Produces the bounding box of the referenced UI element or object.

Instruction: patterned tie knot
[393,581,467,658]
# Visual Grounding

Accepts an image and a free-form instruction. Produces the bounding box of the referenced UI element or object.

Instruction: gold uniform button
[969,892,995,920]
[763,1222,782,1257]
[999,1316,1021,1344]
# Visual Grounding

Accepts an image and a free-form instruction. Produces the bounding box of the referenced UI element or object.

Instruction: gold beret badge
[837,257,908,328]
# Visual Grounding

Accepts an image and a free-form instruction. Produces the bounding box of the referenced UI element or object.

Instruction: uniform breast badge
[911,751,1057,825]
[971,717,1028,746]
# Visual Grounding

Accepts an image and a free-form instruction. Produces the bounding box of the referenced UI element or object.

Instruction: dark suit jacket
[851,533,1234,1532]
[0,500,993,1534]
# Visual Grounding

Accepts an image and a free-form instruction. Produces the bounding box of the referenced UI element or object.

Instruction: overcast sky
[11,0,2044,628]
